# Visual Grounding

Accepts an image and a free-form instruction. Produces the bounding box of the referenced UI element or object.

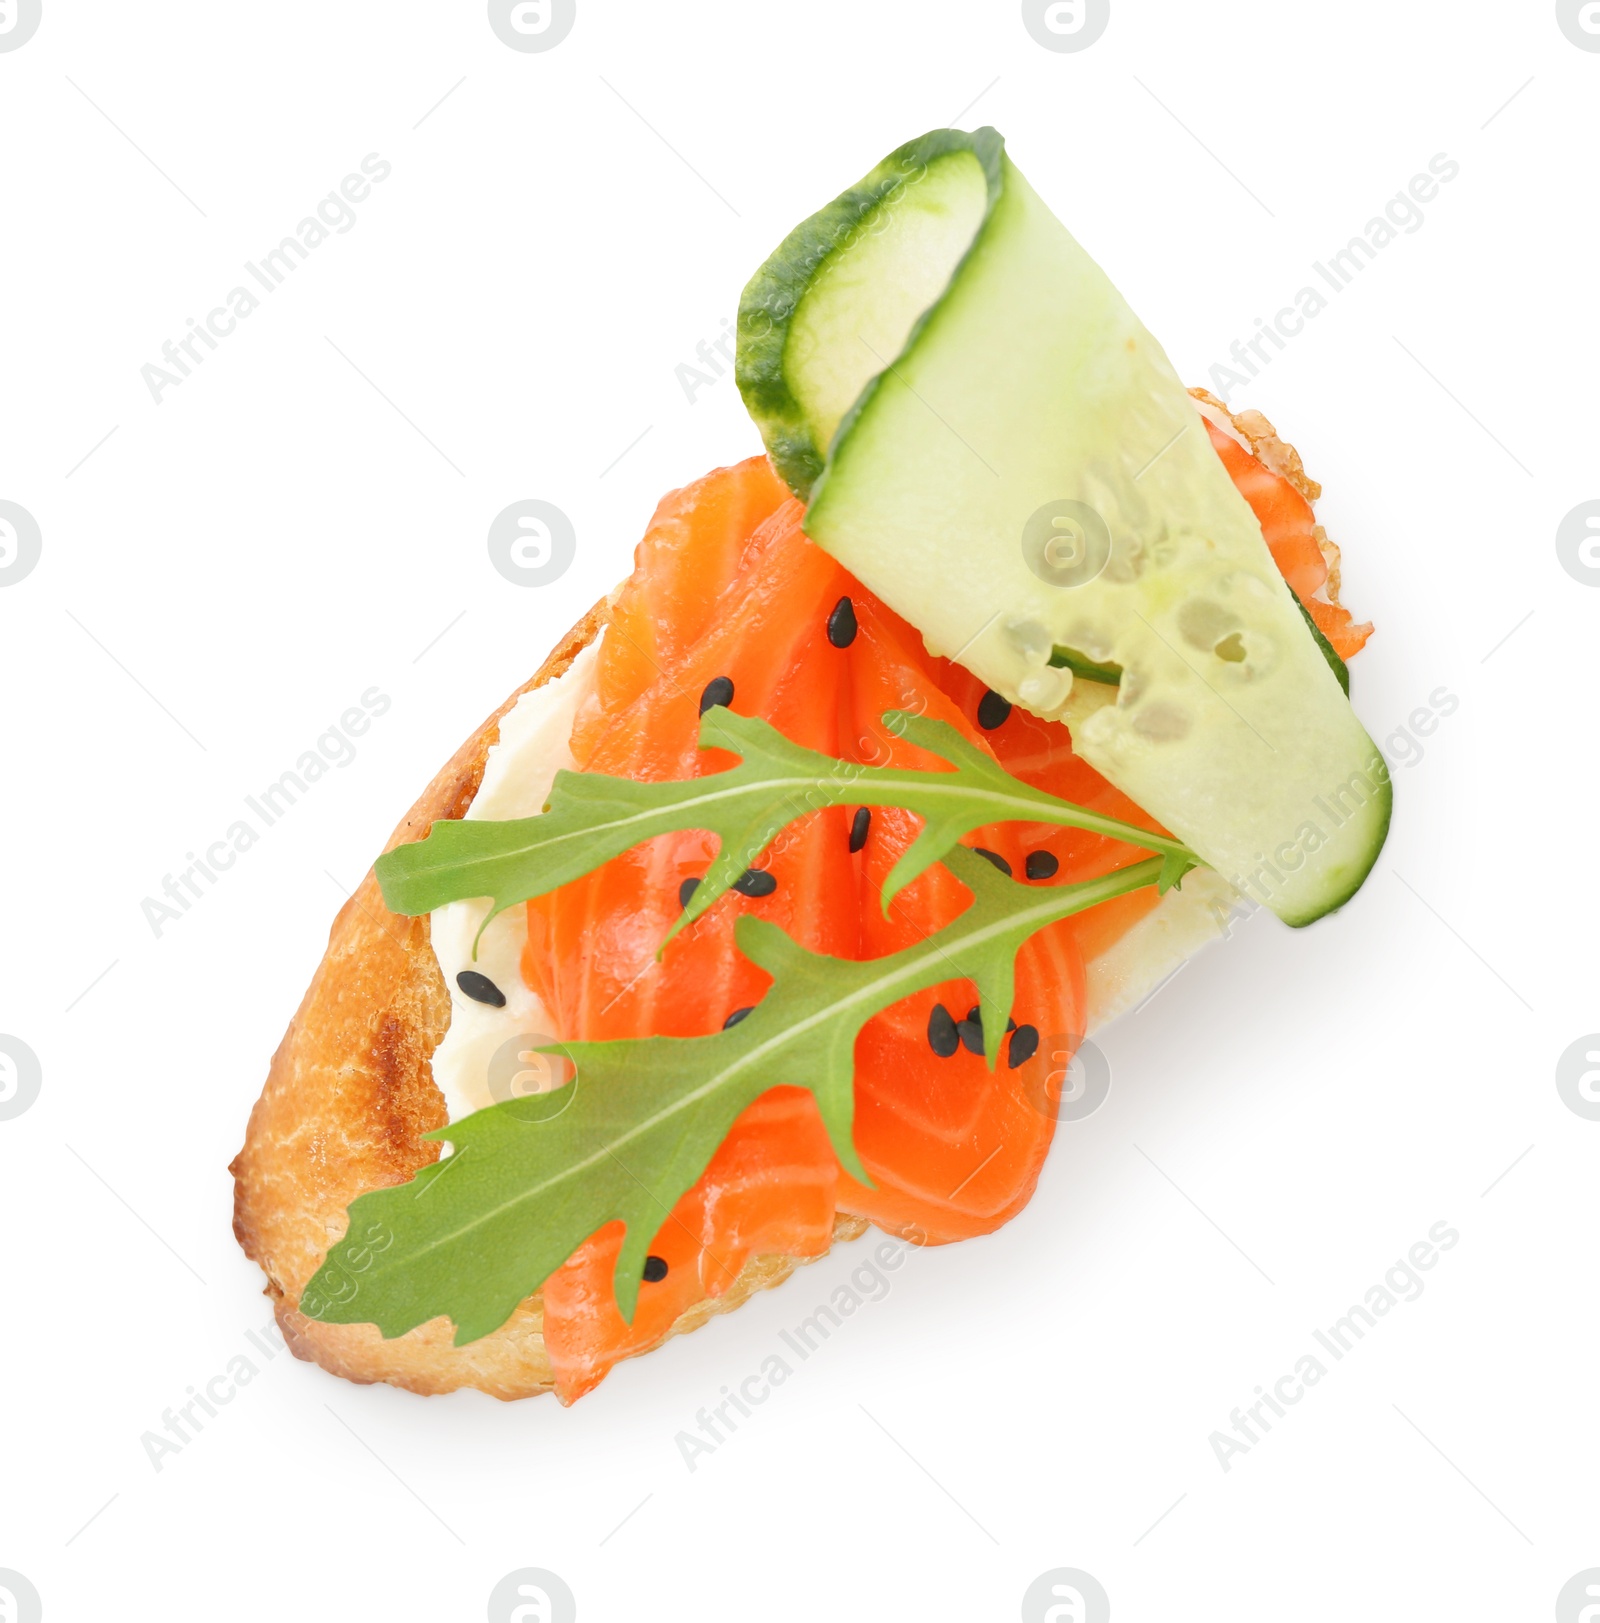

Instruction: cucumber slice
[736,128,1389,926]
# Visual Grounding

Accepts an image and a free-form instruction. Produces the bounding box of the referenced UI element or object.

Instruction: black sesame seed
[958,1004,1016,1047]
[973,847,1012,877]
[956,1015,985,1056]
[977,690,1012,730]
[723,1006,754,1029]
[826,596,858,648]
[699,676,735,715]
[849,806,871,853]
[1025,850,1060,881]
[642,1255,669,1283]
[1008,1024,1040,1068]
[927,1002,959,1058]
[732,868,777,897]
[456,970,506,1008]
[678,876,701,909]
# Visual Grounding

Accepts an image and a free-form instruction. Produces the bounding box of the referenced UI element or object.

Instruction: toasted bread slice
[231,402,1349,1402]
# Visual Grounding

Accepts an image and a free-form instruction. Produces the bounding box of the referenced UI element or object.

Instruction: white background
[2,2,1596,1618]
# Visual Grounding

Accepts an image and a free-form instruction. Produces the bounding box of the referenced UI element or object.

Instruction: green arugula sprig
[303,708,1201,1345]
[375,706,1195,946]
[302,848,1175,1344]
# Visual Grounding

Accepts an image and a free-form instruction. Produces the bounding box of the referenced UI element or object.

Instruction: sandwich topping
[306,423,1370,1399]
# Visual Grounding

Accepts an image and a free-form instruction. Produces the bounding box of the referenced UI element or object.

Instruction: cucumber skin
[1281,767,1390,927]
[1295,593,1351,696]
[736,128,1003,499]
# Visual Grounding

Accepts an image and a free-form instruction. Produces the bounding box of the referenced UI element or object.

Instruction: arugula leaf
[375,706,1194,947]
[1158,847,1198,895]
[301,847,1166,1345]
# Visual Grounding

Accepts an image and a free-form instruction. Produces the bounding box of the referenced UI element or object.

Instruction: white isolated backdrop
[1,2,1595,1619]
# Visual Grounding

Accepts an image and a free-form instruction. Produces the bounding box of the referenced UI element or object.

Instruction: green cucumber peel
[1293,593,1350,696]
[737,127,1005,499]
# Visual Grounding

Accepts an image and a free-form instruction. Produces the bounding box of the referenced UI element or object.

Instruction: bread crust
[231,601,867,1401]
